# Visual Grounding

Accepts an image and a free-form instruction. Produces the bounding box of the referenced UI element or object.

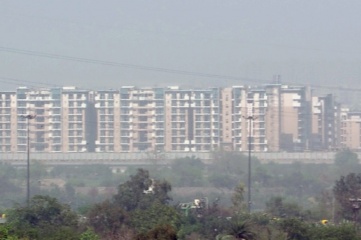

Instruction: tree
[334,149,361,176]
[278,218,310,240]
[209,151,260,189]
[134,224,177,240]
[265,197,302,218]
[7,195,79,239]
[253,166,272,187]
[308,223,361,240]
[113,168,172,211]
[231,183,246,212]
[130,201,181,233]
[226,218,256,240]
[335,149,359,166]
[79,228,100,240]
[333,173,361,221]
[170,157,205,187]
[86,200,128,237]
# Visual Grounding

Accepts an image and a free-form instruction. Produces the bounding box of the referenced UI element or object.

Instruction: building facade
[0,84,359,153]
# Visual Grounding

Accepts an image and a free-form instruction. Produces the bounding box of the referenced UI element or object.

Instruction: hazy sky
[1,0,361,91]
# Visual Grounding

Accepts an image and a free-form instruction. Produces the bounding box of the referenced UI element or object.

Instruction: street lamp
[243,115,256,213]
[21,114,36,206]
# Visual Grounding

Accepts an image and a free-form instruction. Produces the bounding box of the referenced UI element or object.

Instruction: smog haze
[1,0,361,90]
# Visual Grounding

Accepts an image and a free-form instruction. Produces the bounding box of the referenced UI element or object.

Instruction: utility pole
[22,114,36,207]
[243,115,256,213]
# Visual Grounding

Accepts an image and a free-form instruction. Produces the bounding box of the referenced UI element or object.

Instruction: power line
[0,46,265,84]
[2,46,361,92]
[0,77,60,89]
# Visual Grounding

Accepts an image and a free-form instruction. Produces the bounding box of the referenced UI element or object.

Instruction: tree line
[0,149,361,239]
[1,167,361,238]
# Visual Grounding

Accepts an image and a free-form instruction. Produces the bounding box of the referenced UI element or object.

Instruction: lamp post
[244,115,255,213]
[21,114,36,206]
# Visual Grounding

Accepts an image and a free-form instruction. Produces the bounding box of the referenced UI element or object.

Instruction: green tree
[209,151,260,189]
[31,161,48,179]
[308,223,361,240]
[79,228,100,240]
[130,201,181,233]
[253,165,272,187]
[7,195,79,239]
[333,173,361,221]
[113,168,172,211]
[334,149,360,176]
[265,197,302,218]
[335,149,359,166]
[134,224,177,240]
[278,218,310,240]
[86,200,128,237]
[170,157,205,187]
[226,218,256,240]
[231,183,246,212]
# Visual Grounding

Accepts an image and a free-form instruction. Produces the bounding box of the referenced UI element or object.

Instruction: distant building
[340,110,361,150]
[94,87,165,152]
[164,87,221,152]
[311,94,337,150]
[0,87,95,153]
[0,84,355,153]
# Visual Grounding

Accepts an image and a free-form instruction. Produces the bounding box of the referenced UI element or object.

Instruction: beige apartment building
[94,87,165,152]
[0,84,357,153]
[339,110,361,150]
[164,87,221,152]
[94,90,120,152]
[60,87,95,152]
[0,91,17,152]
[265,84,312,152]
[0,87,95,153]
[221,84,312,152]
[265,85,281,152]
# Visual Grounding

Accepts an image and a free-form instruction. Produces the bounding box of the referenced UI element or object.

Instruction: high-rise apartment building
[221,86,269,152]
[60,87,95,152]
[0,87,95,153]
[0,84,356,153]
[265,84,281,152]
[311,94,337,150]
[220,84,312,153]
[164,87,220,152]
[121,87,164,152]
[94,90,120,152]
[264,84,311,152]
[339,110,361,150]
[0,91,17,152]
[221,86,247,151]
[94,87,165,152]
[246,87,268,152]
